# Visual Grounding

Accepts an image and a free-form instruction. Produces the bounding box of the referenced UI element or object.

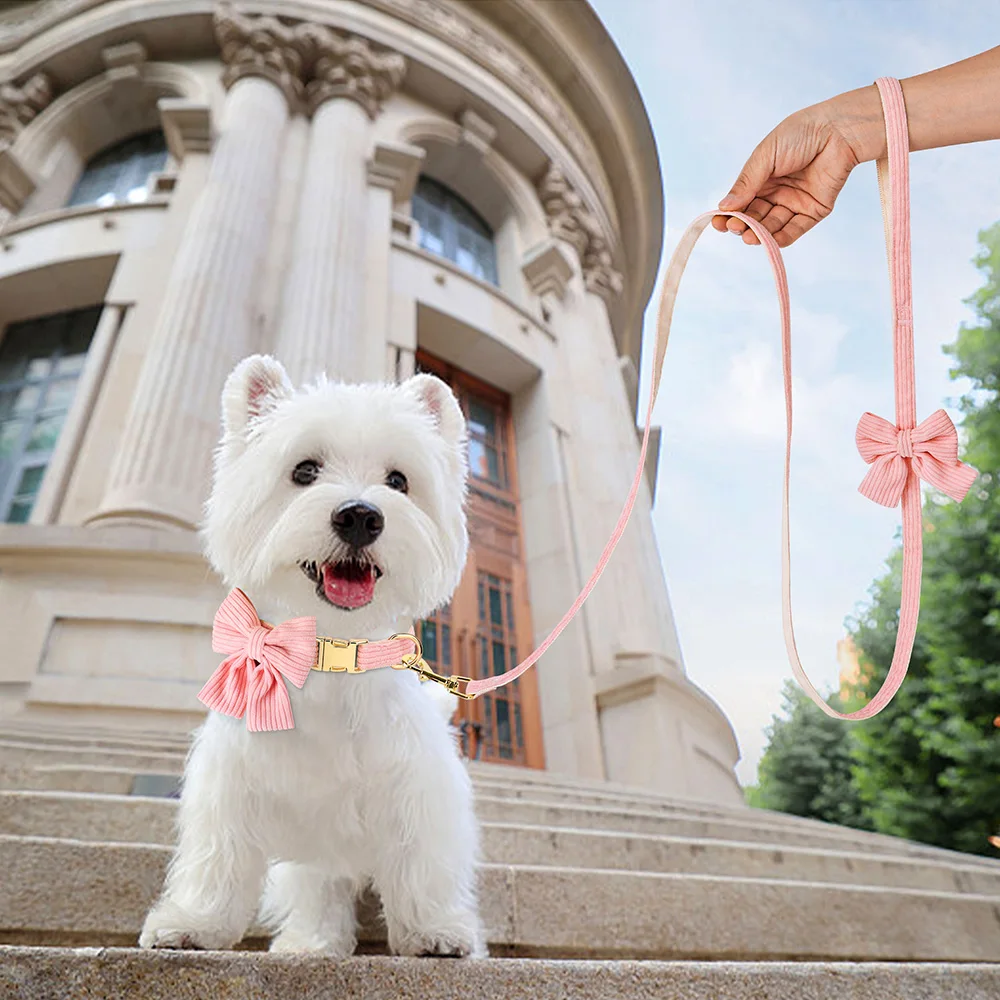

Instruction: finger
[718,135,776,211]
[758,204,794,235]
[743,198,772,223]
[773,215,818,247]
[711,214,731,233]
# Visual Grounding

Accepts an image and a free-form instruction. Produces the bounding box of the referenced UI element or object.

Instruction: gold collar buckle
[314,637,368,673]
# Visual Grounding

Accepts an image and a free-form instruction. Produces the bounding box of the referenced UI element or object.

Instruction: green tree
[848,221,1000,856]
[755,680,872,830]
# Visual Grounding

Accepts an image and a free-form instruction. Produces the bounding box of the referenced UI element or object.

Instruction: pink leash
[469,77,977,718]
[203,77,977,730]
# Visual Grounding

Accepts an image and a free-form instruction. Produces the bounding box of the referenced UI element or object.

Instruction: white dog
[139,355,485,958]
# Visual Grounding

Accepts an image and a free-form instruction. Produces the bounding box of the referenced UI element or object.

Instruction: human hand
[713,86,884,247]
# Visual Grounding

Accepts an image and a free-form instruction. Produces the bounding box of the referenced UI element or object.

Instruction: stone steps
[3,784,994,873]
[3,791,998,895]
[3,835,1000,960]
[4,949,999,1000]
[4,949,1000,1000]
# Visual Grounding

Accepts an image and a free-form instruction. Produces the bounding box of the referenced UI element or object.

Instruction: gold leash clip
[388,633,477,700]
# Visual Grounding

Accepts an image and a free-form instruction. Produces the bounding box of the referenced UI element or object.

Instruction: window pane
[67,131,168,209]
[514,702,523,750]
[4,385,42,416]
[411,176,498,287]
[441,624,451,667]
[41,379,78,412]
[0,419,26,458]
[14,465,45,497]
[467,400,495,439]
[0,307,100,522]
[492,640,505,676]
[496,699,512,758]
[468,439,500,483]
[26,413,64,453]
[489,584,503,626]
[420,618,438,665]
[54,354,87,377]
[418,228,445,256]
[6,500,32,524]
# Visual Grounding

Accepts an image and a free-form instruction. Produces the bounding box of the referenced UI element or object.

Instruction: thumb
[718,139,773,210]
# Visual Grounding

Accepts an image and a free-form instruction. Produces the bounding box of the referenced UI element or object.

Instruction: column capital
[536,160,623,301]
[297,24,406,119]
[215,1,306,107]
[0,71,54,149]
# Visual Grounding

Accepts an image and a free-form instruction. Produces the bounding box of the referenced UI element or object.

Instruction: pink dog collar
[201,77,976,729]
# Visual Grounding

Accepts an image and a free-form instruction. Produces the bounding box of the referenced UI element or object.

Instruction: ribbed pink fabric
[856,409,977,507]
[468,76,978,718]
[199,588,419,731]
[199,588,316,731]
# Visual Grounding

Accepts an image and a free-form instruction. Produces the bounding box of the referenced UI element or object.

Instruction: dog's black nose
[332,501,384,548]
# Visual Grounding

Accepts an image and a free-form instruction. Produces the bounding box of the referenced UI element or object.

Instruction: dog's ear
[221,355,294,438]
[405,373,467,450]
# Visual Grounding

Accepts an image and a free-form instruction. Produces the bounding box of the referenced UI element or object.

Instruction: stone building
[0,0,741,804]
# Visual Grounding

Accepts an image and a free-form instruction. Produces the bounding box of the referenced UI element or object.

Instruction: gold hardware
[314,637,368,673]
[388,633,478,700]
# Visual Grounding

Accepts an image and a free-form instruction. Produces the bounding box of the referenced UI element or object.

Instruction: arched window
[66,130,169,209]
[411,176,499,285]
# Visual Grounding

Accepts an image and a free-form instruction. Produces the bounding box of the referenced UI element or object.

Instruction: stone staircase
[0,718,998,998]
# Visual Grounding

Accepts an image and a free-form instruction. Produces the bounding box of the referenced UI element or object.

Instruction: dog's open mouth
[302,558,382,610]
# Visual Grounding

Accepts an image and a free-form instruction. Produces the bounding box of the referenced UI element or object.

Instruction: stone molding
[521,238,574,300]
[458,108,496,156]
[537,161,622,300]
[101,40,147,90]
[158,98,212,160]
[366,140,425,201]
[0,72,54,149]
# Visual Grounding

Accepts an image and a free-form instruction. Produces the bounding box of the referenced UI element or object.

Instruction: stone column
[274,28,405,385]
[90,6,302,530]
[533,164,741,800]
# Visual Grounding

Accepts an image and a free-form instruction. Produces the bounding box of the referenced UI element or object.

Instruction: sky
[587,0,1000,784]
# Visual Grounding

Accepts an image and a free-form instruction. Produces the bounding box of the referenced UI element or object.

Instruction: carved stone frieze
[0,71,53,148]
[214,1,306,106]
[297,23,406,119]
[537,162,622,300]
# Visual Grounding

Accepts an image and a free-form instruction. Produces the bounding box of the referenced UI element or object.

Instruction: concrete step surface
[3,793,999,895]
[3,835,999,961]
[3,948,1000,1000]
[3,786,998,877]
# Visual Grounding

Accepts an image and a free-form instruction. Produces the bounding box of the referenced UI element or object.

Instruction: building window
[411,176,499,285]
[414,351,545,769]
[67,130,168,209]
[0,306,102,522]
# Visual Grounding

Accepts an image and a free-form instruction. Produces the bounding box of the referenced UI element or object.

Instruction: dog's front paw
[139,900,240,951]
[390,920,486,959]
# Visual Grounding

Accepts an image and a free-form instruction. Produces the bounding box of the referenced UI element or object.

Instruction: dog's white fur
[139,355,484,958]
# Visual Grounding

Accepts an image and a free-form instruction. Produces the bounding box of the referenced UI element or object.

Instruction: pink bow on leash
[856,409,978,508]
[198,588,316,731]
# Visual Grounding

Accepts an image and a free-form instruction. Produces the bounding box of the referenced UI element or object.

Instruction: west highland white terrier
[139,355,485,958]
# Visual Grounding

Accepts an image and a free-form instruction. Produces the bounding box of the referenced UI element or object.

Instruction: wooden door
[414,351,545,769]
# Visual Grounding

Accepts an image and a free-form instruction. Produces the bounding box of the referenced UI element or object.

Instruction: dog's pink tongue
[322,563,376,609]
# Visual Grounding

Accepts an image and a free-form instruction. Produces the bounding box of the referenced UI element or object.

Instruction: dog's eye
[385,469,409,493]
[291,460,321,486]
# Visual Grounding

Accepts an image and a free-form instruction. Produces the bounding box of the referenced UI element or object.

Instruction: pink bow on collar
[856,408,978,508]
[198,588,316,732]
